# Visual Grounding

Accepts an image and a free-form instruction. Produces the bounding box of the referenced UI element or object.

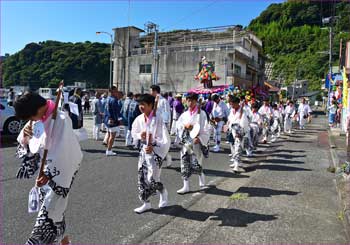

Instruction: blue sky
[1,0,284,55]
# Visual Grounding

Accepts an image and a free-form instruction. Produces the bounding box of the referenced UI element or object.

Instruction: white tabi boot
[177,179,190,194]
[246,149,253,157]
[134,202,152,214]
[165,154,172,167]
[230,160,240,172]
[199,173,206,189]
[158,189,168,208]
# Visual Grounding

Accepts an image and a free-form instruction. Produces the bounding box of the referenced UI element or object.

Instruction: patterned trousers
[137,149,164,202]
[180,143,203,180]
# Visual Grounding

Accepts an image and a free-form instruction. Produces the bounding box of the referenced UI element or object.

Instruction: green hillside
[2,41,110,89]
[248,0,350,91]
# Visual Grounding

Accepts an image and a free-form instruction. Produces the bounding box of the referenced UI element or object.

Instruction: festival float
[189,56,269,100]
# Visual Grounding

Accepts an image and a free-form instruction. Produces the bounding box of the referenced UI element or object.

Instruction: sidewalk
[328,127,350,237]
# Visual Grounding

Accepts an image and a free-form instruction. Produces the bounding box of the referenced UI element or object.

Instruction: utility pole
[145,22,159,85]
[339,38,343,69]
[224,57,227,86]
[292,67,298,102]
[322,16,335,108]
[329,24,333,97]
[153,27,159,85]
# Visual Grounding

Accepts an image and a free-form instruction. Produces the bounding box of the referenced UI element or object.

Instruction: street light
[96,31,114,89]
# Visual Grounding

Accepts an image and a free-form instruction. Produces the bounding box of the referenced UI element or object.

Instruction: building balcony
[226,70,257,89]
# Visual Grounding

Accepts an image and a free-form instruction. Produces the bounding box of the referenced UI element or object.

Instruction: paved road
[2,113,349,243]
[2,116,259,244]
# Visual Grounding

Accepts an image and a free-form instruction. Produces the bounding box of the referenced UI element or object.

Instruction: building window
[139,64,152,74]
[234,64,241,75]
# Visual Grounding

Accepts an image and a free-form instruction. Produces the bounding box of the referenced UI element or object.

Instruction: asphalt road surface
[2,112,348,244]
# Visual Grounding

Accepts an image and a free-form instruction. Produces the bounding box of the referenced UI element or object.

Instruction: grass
[229,193,249,201]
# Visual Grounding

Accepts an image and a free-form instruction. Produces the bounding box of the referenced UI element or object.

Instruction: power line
[161,0,219,32]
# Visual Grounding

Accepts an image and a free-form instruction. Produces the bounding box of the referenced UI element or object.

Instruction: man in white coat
[131,94,171,213]
[258,98,273,143]
[210,94,229,152]
[150,85,173,166]
[176,93,210,194]
[284,101,296,134]
[14,92,82,245]
[298,98,312,130]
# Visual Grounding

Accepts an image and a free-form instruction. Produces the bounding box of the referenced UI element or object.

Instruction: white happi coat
[285,105,296,118]
[298,103,312,127]
[258,105,273,118]
[177,109,210,148]
[271,109,281,132]
[243,103,253,122]
[18,111,83,188]
[251,111,263,126]
[157,95,171,125]
[131,113,171,159]
[284,105,296,131]
[211,100,229,119]
[227,106,249,134]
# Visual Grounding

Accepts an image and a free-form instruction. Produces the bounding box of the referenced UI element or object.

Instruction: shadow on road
[284,140,314,144]
[82,148,140,157]
[210,208,278,227]
[269,154,307,159]
[261,158,305,165]
[202,185,234,197]
[152,205,211,222]
[165,166,250,179]
[244,164,312,172]
[257,149,306,155]
[1,134,17,148]
[152,205,278,227]
[236,186,300,197]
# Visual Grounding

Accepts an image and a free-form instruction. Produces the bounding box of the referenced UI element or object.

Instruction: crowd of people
[12,85,313,244]
[83,85,314,212]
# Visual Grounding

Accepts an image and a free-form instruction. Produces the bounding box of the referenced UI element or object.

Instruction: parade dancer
[277,102,285,137]
[226,95,249,172]
[297,98,312,130]
[176,93,210,194]
[240,96,254,156]
[131,94,171,213]
[258,98,273,143]
[150,85,173,167]
[14,91,82,245]
[210,94,229,152]
[170,94,185,147]
[271,104,281,142]
[284,101,296,134]
[250,102,263,148]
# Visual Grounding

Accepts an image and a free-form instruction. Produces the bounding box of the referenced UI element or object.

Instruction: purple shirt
[205,100,214,115]
[173,100,184,119]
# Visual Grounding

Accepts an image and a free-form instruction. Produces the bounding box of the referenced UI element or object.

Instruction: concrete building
[281,79,308,100]
[112,25,265,93]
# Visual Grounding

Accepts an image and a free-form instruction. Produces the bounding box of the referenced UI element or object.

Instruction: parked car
[0,99,23,135]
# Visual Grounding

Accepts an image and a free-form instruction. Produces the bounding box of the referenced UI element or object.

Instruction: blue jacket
[104,96,120,127]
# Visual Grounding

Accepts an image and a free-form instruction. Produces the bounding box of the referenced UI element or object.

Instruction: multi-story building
[281,79,308,100]
[112,25,265,93]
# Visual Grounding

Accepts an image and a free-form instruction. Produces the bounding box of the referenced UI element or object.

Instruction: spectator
[127,93,141,147]
[104,86,121,156]
[83,94,90,114]
[92,92,103,140]
[69,88,83,129]
[7,88,15,106]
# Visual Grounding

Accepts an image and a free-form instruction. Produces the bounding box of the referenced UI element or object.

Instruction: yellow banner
[343,66,348,108]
